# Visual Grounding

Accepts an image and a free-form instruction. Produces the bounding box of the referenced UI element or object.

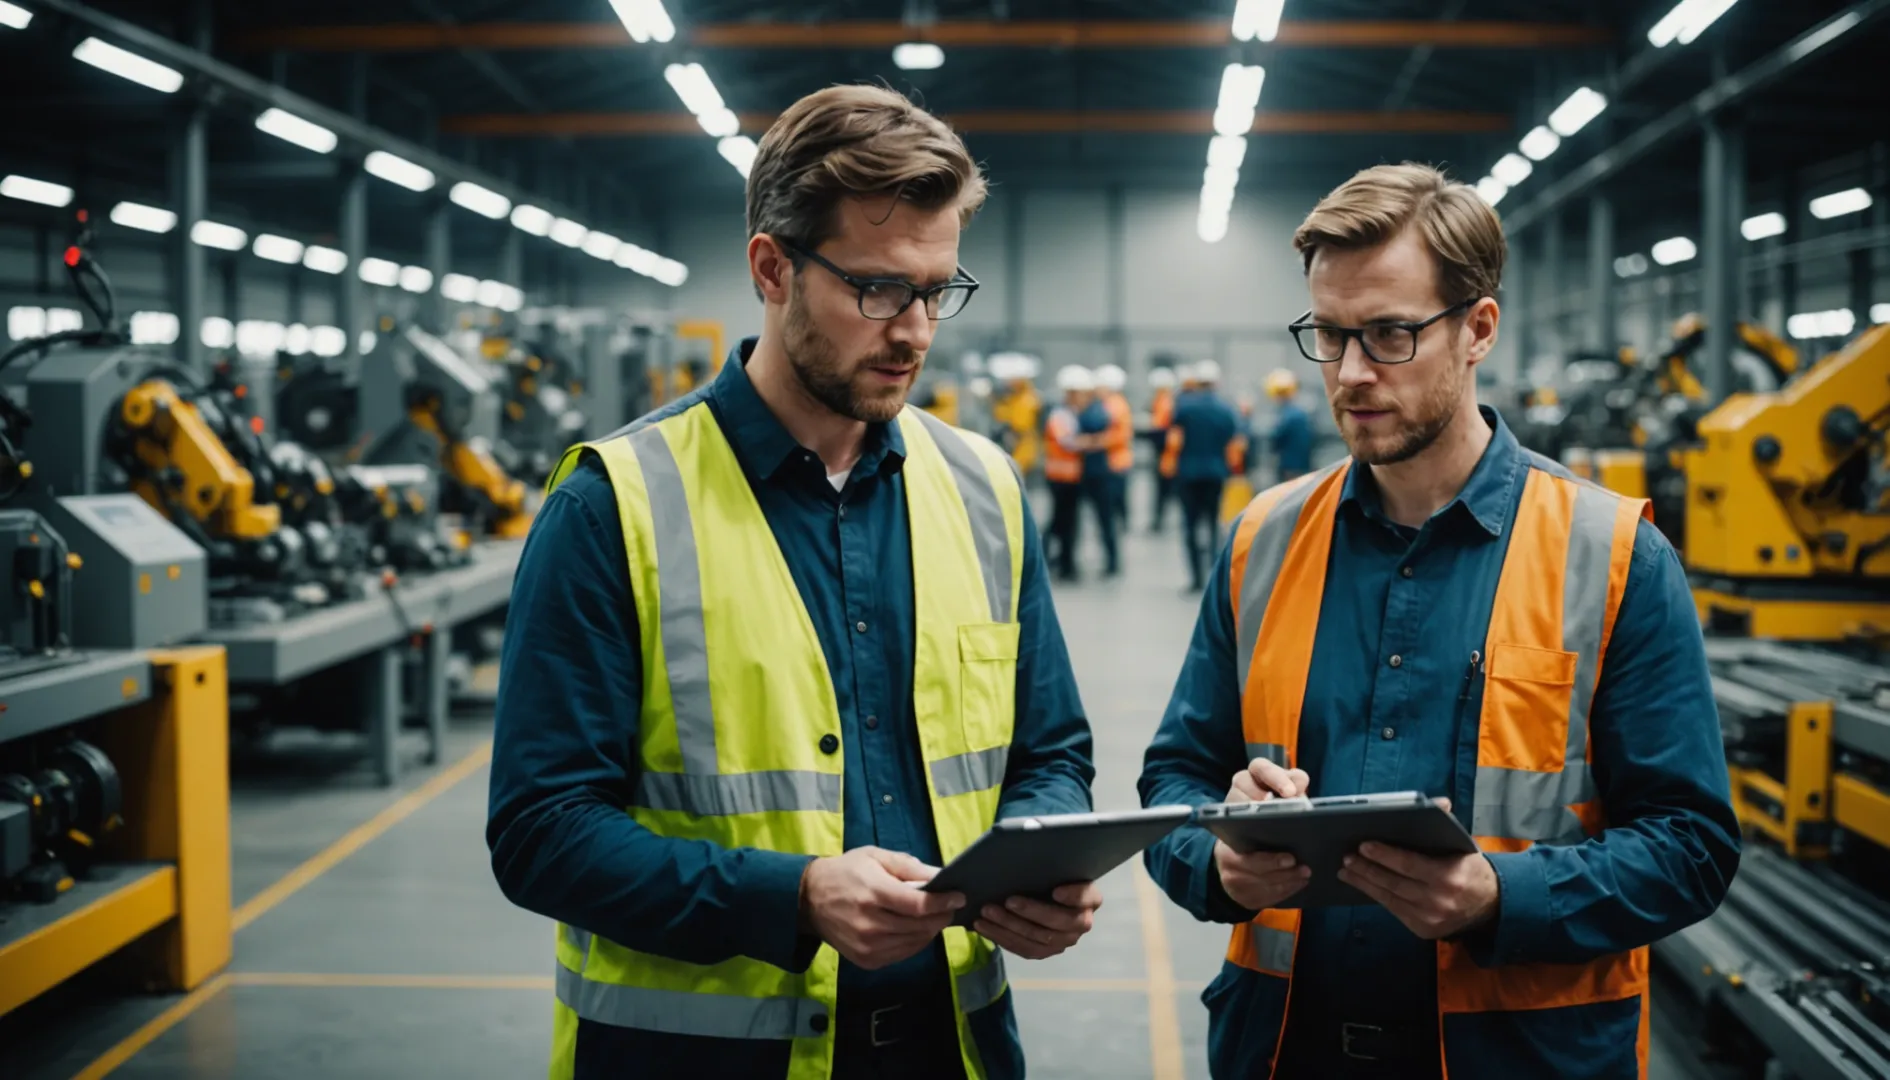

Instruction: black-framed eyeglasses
[1287,298,1479,365]
[778,238,979,321]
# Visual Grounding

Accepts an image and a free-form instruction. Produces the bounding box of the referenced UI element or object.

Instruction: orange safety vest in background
[1159,427,1181,480]
[1043,407,1082,484]
[1102,392,1134,474]
[1150,388,1175,432]
[1224,459,1652,1079]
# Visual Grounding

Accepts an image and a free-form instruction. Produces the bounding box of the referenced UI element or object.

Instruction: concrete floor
[1,484,1719,1079]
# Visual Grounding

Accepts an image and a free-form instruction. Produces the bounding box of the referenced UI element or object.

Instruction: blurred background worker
[1076,366,1121,580]
[1143,365,1179,532]
[1165,360,1241,592]
[1093,363,1134,530]
[1044,365,1091,581]
[1266,367,1314,482]
[988,352,1043,485]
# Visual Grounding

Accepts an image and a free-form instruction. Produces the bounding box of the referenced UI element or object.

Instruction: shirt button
[838,505,847,518]
[1382,727,1396,740]
[855,621,868,634]
[1351,928,1366,941]
[865,715,879,730]
[1400,566,1413,579]
[1388,654,1402,668]
[818,733,839,755]
[881,794,894,805]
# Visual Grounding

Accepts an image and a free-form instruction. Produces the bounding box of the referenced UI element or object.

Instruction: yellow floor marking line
[1133,862,1187,1080]
[232,740,493,932]
[70,974,231,1080]
[231,972,555,991]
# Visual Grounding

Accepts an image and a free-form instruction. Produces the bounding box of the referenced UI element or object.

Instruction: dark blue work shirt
[1138,408,1738,1073]
[1171,390,1242,483]
[1077,397,1114,482]
[1271,400,1314,475]
[487,340,1095,1077]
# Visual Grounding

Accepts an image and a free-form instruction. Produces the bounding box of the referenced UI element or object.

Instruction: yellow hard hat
[1264,368,1298,398]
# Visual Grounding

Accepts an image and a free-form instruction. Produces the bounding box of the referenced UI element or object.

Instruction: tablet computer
[923,806,1195,927]
[1195,791,1478,908]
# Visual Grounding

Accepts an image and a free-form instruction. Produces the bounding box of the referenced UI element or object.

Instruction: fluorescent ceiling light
[1741,212,1787,241]
[549,218,588,248]
[476,280,506,307]
[1203,163,1240,194]
[190,220,247,251]
[235,320,285,357]
[252,234,305,264]
[255,108,337,154]
[652,259,689,288]
[398,265,433,294]
[201,316,234,349]
[1197,204,1231,244]
[359,331,378,355]
[510,203,554,237]
[1648,0,1740,47]
[1206,135,1248,171]
[1873,303,1890,325]
[284,324,311,356]
[1614,254,1649,278]
[441,273,480,303]
[302,245,347,274]
[1475,176,1509,206]
[1231,0,1287,43]
[1786,308,1854,340]
[1491,153,1533,187]
[582,232,621,260]
[719,135,759,178]
[2,174,74,208]
[1213,64,1265,137]
[495,284,526,311]
[363,150,436,193]
[1547,87,1606,137]
[129,311,180,346]
[310,326,347,358]
[892,43,945,70]
[449,181,512,220]
[696,107,740,138]
[664,62,724,116]
[1519,126,1561,162]
[110,200,177,233]
[358,257,400,287]
[1809,187,1872,220]
[608,0,675,44]
[1651,236,1697,265]
[43,308,81,334]
[6,306,42,340]
[0,2,33,30]
[615,243,660,276]
[73,37,184,94]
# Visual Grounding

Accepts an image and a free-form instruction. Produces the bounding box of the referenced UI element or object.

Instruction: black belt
[1284,1018,1437,1070]
[835,987,957,1050]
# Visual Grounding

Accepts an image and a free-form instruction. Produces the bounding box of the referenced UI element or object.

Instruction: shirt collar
[708,336,907,483]
[1339,405,1523,538]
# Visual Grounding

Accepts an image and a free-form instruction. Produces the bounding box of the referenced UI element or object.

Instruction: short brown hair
[746,85,988,249]
[1292,163,1505,305]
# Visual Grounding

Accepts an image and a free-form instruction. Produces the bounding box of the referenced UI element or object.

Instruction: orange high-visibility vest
[1159,427,1181,479]
[1102,392,1134,474]
[1150,388,1175,432]
[1043,407,1082,484]
[1224,458,1653,1079]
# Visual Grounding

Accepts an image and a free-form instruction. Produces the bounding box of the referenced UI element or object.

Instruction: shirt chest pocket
[1479,643,1579,773]
[958,623,1021,752]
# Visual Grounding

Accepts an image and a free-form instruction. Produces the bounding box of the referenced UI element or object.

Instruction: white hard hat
[1195,360,1223,385]
[1148,367,1178,390]
[1056,365,1096,393]
[1094,364,1127,391]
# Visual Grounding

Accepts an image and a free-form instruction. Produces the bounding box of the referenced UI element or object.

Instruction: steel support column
[170,0,212,373]
[1005,190,1025,345]
[1106,185,1128,370]
[1778,172,1801,331]
[1701,115,1744,404]
[1587,194,1616,356]
[1510,232,1533,380]
[423,199,451,333]
[339,56,369,371]
[1542,212,1564,360]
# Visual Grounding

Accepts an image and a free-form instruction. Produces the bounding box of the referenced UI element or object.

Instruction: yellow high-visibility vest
[543,401,1026,1080]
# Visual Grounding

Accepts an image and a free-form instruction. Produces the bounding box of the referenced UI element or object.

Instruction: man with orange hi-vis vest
[1094,364,1135,528]
[1137,164,1737,1079]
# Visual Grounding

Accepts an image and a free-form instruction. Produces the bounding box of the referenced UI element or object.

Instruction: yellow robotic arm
[117,379,280,539]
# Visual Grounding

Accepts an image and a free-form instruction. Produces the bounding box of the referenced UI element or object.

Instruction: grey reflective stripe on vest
[1254,924,1295,973]
[1562,482,1619,777]
[957,952,1008,1012]
[566,926,593,972]
[1245,743,1288,768]
[1234,464,1344,693]
[637,769,843,816]
[932,746,1009,799]
[1471,765,1594,844]
[629,425,718,777]
[913,410,1015,624]
[556,964,827,1040]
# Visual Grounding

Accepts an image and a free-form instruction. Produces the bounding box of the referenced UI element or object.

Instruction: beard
[1330,348,1468,466]
[782,287,922,424]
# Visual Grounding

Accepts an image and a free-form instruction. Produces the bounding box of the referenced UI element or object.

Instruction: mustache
[861,348,921,370]
[1331,390,1398,412]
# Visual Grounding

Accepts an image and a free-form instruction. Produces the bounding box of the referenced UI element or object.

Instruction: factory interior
[0,0,1887,1078]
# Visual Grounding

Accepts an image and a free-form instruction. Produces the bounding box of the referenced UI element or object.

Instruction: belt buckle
[1340,1022,1382,1061]
[869,1003,903,1048]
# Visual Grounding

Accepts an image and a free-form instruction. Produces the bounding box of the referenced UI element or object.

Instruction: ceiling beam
[229,20,1613,53]
[440,110,1513,137]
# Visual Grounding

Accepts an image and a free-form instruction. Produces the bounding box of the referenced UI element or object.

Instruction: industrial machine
[0,510,79,679]
[489,336,588,486]
[1683,323,1889,642]
[0,735,121,903]
[358,324,532,540]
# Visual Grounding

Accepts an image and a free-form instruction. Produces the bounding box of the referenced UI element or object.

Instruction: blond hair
[746,85,987,248]
[1292,163,1505,305]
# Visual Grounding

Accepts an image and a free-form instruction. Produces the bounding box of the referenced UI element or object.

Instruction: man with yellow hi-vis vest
[488,85,1101,1080]
[1137,164,1739,1079]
